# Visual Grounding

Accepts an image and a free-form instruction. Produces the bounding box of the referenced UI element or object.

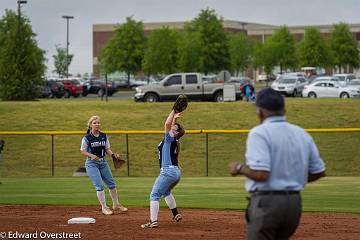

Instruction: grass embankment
[0,177,359,214]
[0,98,359,177]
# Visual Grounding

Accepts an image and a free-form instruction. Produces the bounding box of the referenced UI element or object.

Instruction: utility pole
[17,0,27,21]
[62,15,74,79]
[17,1,27,41]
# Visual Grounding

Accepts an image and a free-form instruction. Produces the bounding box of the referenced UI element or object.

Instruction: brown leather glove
[173,94,188,113]
[112,153,126,169]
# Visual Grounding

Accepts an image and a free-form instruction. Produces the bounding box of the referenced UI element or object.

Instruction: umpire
[230,88,326,240]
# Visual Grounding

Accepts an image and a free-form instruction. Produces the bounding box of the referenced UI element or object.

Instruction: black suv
[82,79,118,97]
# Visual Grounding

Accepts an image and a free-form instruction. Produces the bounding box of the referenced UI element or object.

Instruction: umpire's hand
[229,162,245,176]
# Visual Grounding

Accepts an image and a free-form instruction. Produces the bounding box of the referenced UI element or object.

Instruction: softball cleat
[113,204,128,212]
[173,213,182,222]
[101,207,113,215]
[141,220,158,229]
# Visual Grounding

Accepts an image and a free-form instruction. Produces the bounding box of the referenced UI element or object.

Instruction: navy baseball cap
[256,88,285,111]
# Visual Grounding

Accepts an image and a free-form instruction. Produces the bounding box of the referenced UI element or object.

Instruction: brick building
[93,20,360,77]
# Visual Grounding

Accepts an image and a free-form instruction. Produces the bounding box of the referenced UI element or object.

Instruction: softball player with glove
[141,108,185,229]
[80,115,128,215]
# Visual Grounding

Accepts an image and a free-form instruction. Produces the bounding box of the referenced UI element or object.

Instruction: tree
[100,16,145,87]
[0,10,46,100]
[177,25,202,72]
[330,22,360,73]
[253,42,277,86]
[298,27,334,68]
[268,26,297,73]
[189,8,230,74]
[228,33,254,76]
[52,45,73,77]
[142,27,179,75]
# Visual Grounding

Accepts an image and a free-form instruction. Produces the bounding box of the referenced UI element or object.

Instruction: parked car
[302,80,360,98]
[113,78,148,89]
[333,74,356,85]
[311,76,343,86]
[82,79,119,97]
[46,80,65,98]
[347,79,360,87]
[60,79,83,98]
[271,75,308,97]
[38,84,52,98]
[258,73,276,82]
[134,72,243,102]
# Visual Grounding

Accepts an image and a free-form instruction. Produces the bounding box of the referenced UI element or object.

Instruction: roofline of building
[93,19,278,32]
[248,23,360,35]
[93,20,360,34]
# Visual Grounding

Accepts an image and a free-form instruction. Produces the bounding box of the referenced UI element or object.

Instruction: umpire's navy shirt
[245,116,325,192]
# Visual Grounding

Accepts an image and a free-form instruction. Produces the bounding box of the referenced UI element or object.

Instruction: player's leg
[164,173,181,222]
[85,160,112,215]
[141,175,163,228]
[98,160,128,212]
[164,193,182,222]
[142,168,180,228]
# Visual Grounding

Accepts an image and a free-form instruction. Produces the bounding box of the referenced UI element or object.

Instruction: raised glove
[112,153,126,169]
[173,94,188,113]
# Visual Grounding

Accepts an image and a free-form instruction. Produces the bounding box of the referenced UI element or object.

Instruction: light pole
[17,1,27,36]
[62,15,74,79]
[17,0,27,19]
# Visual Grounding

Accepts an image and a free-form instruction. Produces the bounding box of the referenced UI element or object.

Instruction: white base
[68,217,96,224]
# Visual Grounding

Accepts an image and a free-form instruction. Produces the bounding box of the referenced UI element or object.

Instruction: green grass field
[0,98,359,213]
[0,98,360,177]
[0,177,359,214]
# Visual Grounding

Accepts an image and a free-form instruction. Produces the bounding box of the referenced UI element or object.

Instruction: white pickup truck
[134,73,243,102]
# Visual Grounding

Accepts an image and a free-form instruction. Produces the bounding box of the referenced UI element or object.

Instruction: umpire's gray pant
[246,191,301,240]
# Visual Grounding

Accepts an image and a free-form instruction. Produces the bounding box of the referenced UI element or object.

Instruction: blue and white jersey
[245,116,325,192]
[158,131,179,168]
[80,131,110,159]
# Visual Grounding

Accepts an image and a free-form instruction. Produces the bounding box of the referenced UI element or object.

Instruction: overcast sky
[1,0,360,76]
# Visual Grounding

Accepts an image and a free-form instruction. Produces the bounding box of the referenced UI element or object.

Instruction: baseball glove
[173,94,188,113]
[112,153,126,169]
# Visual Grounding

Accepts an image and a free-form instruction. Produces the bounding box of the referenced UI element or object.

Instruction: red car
[61,79,83,98]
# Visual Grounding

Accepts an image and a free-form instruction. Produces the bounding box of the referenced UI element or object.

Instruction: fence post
[205,133,209,177]
[126,134,130,177]
[51,134,54,176]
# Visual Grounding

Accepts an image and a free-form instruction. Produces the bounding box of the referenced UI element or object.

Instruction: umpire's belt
[250,190,299,196]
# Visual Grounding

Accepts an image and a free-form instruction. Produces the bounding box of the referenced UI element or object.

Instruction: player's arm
[105,148,114,156]
[164,110,181,133]
[104,138,113,156]
[80,138,99,160]
[80,149,99,160]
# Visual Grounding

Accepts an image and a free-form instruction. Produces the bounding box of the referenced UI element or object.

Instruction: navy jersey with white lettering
[158,132,179,168]
[83,132,108,158]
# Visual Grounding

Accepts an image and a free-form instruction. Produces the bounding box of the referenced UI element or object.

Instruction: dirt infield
[0,205,359,240]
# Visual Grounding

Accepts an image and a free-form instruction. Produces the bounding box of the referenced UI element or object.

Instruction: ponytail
[86,126,91,134]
